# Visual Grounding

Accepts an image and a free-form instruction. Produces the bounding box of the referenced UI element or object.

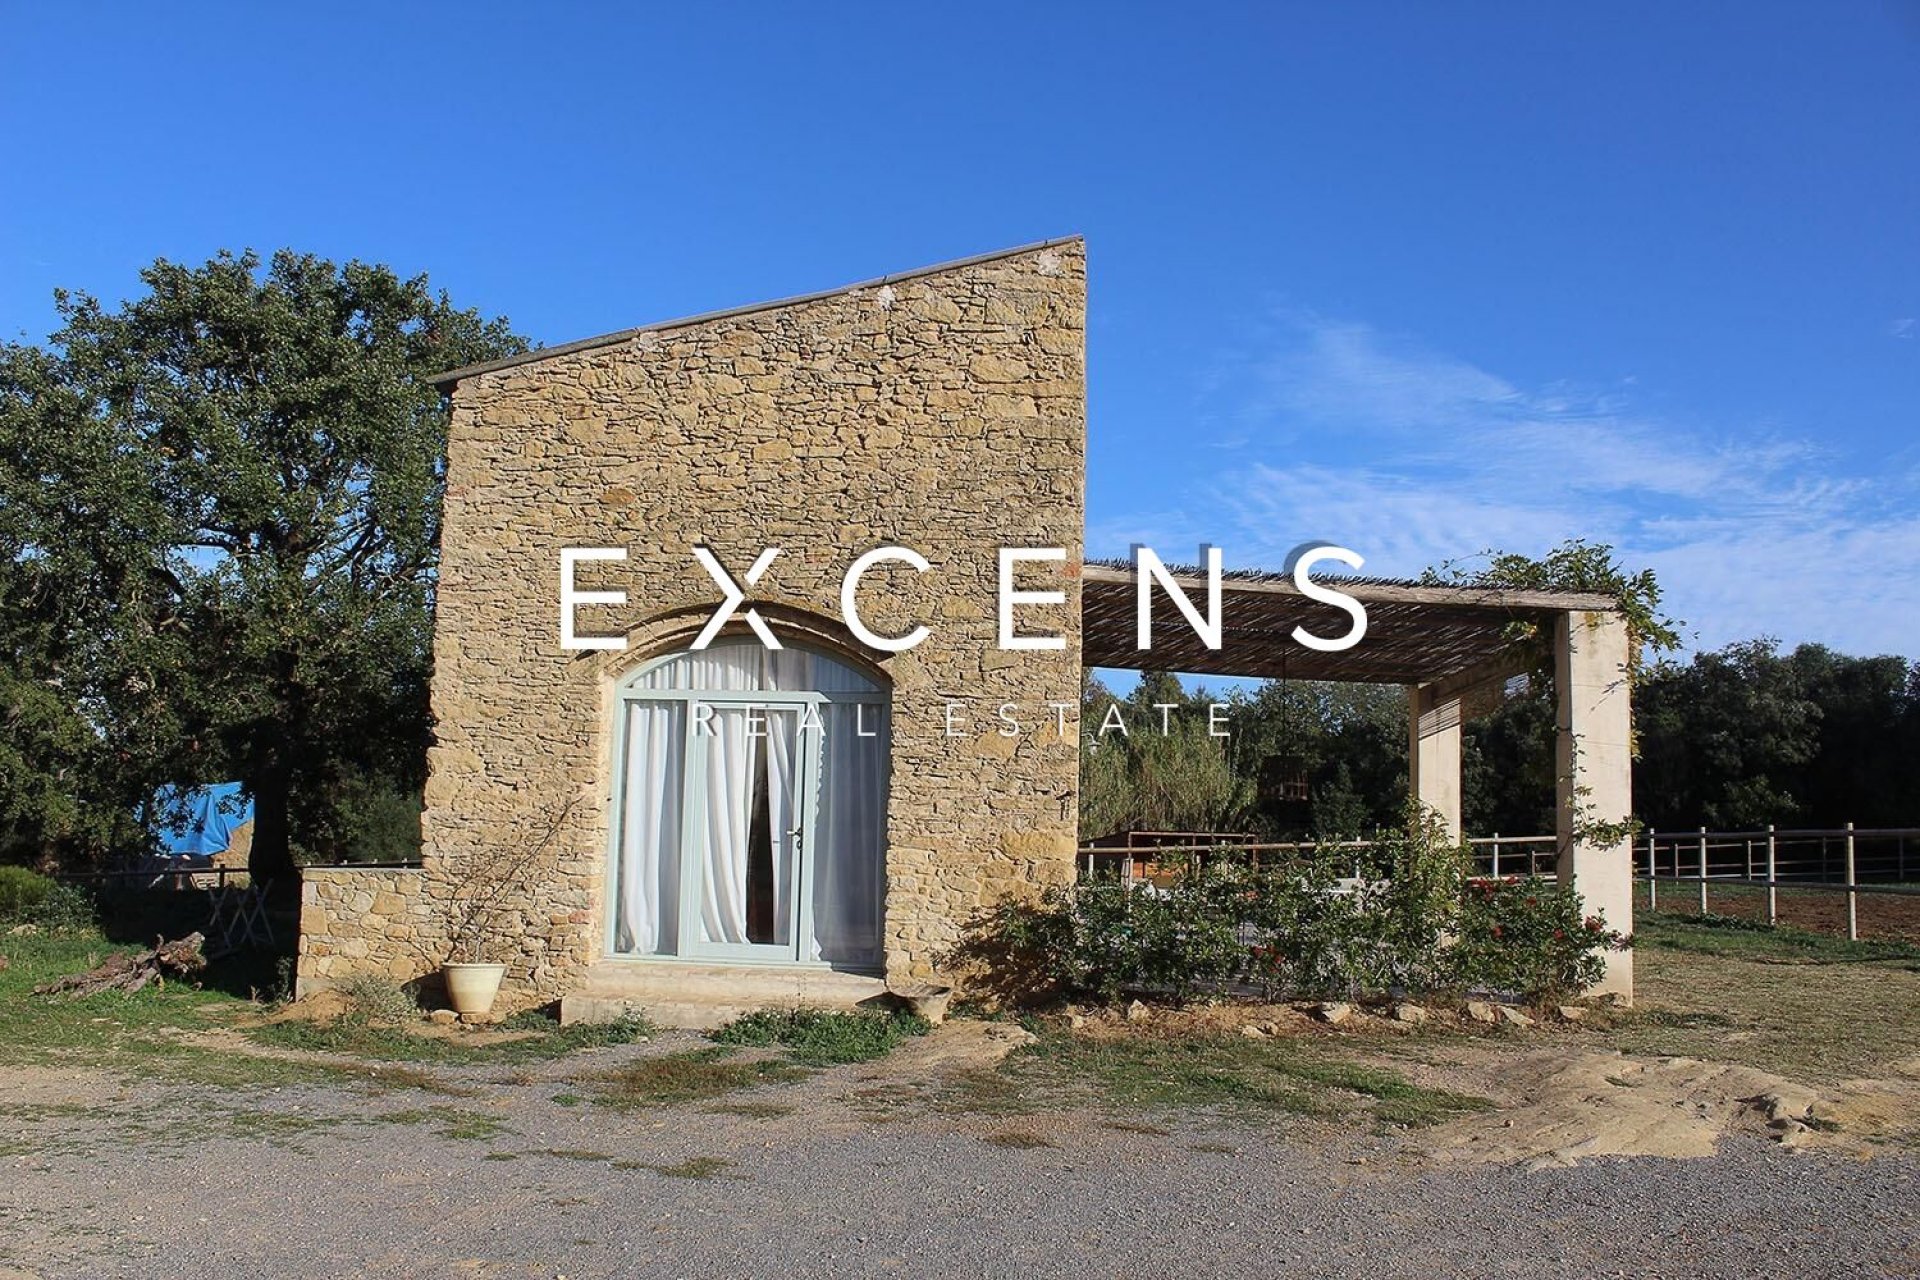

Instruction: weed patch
[370,1106,512,1141]
[585,1047,806,1108]
[704,1100,794,1119]
[613,1155,732,1179]
[712,1008,927,1065]
[982,1130,1054,1149]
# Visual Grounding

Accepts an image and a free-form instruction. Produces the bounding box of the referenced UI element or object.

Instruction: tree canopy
[0,250,524,882]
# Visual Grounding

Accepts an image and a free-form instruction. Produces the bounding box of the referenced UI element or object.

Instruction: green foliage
[1635,638,1920,828]
[28,880,98,931]
[990,809,1622,1004]
[1430,540,1684,834]
[711,1007,929,1065]
[1222,679,1410,839]
[1080,671,1410,842]
[1449,877,1623,999]
[1079,672,1253,838]
[0,866,53,921]
[336,973,418,1024]
[1422,537,1681,679]
[308,775,425,865]
[1000,864,1252,1005]
[0,869,92,933]
[0,250,523,873]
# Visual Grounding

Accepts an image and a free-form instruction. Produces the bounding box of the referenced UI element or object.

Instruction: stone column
[1407,683,1463,842]
[1554,610,1635,1002]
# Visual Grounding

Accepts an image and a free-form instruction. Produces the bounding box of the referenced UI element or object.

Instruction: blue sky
[4,3,1917,657]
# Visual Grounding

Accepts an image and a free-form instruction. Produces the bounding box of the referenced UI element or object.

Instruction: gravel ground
[3,1042,1916,1280]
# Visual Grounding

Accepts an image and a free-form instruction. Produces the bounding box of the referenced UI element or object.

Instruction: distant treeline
[1081,639,1920,841]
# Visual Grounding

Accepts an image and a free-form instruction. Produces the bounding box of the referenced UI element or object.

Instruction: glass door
[678,704,819,961]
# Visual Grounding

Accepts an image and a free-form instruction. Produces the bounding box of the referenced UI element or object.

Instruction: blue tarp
[147,782,254,858]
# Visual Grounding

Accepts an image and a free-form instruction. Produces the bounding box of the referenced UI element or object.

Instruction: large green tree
[0,251,523,884]
[1634,639,1919,829]
[1078,671,1253,838]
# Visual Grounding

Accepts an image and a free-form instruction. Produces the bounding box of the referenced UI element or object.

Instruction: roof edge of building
[427,235,1084,389]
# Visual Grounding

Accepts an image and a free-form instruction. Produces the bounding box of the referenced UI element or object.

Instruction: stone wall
[296,866,438,996]
[300,240,1088,1009]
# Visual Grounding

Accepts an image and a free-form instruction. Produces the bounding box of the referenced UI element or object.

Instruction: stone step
[559,959,891,1029]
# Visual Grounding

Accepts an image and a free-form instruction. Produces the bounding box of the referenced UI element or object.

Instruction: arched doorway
[607,637,889,970]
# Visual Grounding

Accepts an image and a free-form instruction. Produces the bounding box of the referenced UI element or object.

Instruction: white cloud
[1093,316,1919,658]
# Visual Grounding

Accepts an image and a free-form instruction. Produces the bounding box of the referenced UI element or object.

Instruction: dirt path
[4,1025,1918,1280]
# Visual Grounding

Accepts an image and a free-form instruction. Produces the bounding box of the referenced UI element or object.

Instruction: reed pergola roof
[1080,561,1618,685]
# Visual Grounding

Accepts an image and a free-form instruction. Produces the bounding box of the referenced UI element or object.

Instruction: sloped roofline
[427,235,1084,389]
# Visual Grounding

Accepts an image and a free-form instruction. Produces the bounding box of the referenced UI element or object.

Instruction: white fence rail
[1639,824,1920,940]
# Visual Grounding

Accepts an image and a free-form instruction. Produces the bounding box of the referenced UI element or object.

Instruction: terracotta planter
[442,962,507,1016]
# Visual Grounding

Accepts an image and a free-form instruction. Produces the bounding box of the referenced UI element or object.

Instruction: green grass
[711,1007,929,1066]
[1,928,661,1105]
[1615,910,1920,1080]
[1636,911,1920,965]
[0,930,330,1087]
[1000,1029,1491,1129]
[585,1046,808,1107]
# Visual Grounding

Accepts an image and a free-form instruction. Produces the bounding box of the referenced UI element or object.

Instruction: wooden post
[1845,822,1858,942]
[1766,824,1778,926]
[1646,828,1658,912]
[1491,833,1501,879]
[1698,826,1709,914]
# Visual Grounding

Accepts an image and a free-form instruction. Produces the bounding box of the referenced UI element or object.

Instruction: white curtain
[636,639,874,697]
[691,702,798,947]
[697,703,758,945]
[614,700,683,954]
[614,638,887,964]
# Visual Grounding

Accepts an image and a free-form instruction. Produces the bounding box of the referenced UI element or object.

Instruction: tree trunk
[247,763,299,905]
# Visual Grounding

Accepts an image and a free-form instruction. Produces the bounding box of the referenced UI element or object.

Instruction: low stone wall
[296,865,442,998]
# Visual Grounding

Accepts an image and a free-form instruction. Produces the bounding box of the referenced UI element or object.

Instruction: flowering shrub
[1449,876,1626,1000]
[981,810,1624,1005]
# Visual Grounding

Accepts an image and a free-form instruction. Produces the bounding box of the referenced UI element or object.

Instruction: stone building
[296,238,1636,1021]
[300,240,1088,1023]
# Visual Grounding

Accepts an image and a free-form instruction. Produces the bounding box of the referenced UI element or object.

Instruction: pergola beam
[1082,562,1612,685]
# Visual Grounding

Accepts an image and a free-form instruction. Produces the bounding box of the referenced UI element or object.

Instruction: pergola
[1080,561,1637,1000]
